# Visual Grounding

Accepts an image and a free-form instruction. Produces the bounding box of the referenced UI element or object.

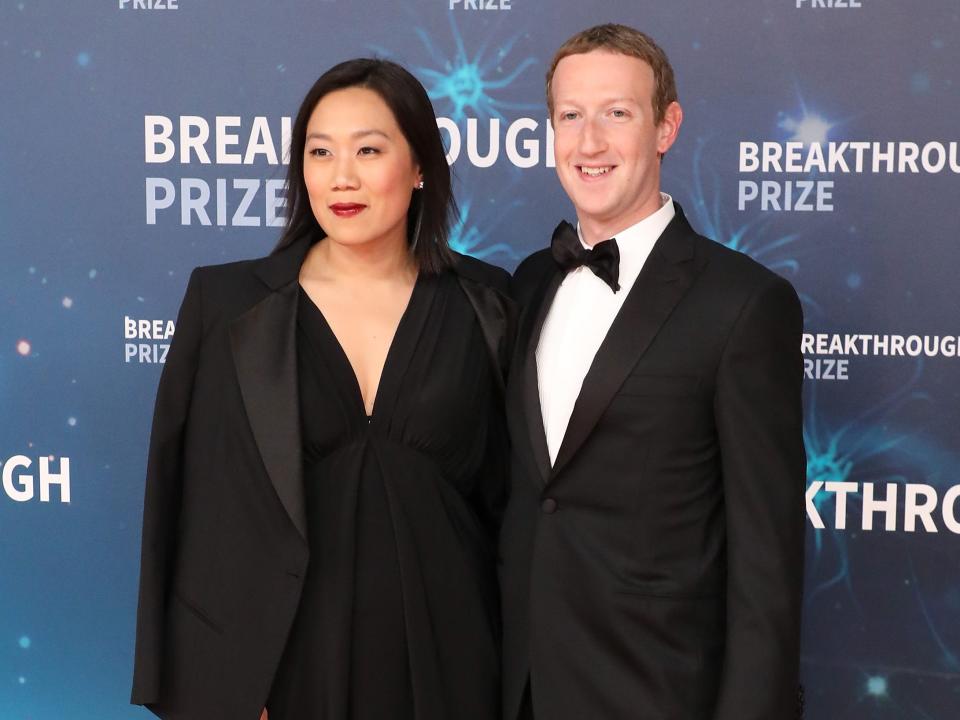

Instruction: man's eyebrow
[554,96,640,106]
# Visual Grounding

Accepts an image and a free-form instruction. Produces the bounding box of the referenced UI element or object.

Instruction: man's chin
[571,203,617,226]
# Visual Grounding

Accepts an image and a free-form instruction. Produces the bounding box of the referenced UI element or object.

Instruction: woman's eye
[309,148,329,157]
[358,146,381,156]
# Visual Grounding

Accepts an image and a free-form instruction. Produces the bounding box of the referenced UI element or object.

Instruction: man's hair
[545,23,678,124]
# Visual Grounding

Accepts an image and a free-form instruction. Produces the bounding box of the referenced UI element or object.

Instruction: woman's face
[303,86,421,250]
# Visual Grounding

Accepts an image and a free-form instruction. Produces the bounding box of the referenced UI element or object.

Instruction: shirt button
[541,497,558,514]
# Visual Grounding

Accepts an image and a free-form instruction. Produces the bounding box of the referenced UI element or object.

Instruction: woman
[131,59,514,720]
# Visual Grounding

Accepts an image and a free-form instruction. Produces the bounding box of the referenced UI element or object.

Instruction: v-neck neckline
[297,274,430,423]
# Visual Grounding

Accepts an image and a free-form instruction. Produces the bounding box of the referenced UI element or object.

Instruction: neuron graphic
[681,93,851,315]
[373,13,539,123]
[371,9,537,261]
[449,195,520,263]
[684,136,805,278]
[803,363,960,683]
[804,362,929,605]
[778,108,834,146]
[414,18,538,123]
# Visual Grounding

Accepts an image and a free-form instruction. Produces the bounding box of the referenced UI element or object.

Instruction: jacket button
[541,497,558,514]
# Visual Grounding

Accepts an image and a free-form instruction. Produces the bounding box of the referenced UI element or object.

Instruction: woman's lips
[329,203,367,217]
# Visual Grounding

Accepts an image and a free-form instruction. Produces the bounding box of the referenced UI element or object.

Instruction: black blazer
[500,205,806,720]
[130,236,515,719]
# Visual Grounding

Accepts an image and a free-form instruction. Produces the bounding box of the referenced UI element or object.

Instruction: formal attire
[131,235,515,720]
[501,201,806,720]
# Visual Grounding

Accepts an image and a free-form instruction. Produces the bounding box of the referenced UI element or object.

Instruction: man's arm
[712,273,806,720]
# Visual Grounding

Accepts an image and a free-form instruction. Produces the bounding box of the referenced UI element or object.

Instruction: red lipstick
[329,203,366,217]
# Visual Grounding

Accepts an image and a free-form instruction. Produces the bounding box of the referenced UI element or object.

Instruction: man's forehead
[552,51,654,103]
[555,50,654,74]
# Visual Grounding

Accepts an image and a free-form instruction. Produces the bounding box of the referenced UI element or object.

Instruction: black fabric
[501,205,806,720]
[517,679,534,720]
[130,237,514,720]
[549,220,620,292]
[267,274,503,720]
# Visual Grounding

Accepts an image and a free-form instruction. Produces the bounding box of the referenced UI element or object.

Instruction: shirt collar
[577,193,676,285]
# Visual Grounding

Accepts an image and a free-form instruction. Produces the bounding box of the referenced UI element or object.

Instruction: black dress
[267,271,505,720]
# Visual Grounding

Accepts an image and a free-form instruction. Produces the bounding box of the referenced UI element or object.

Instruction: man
[500,24,806,720]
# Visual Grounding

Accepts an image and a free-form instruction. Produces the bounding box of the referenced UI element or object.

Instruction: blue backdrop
[3,1,959,717]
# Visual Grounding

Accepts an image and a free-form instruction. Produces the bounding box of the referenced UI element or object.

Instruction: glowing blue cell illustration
[373,14,539,123]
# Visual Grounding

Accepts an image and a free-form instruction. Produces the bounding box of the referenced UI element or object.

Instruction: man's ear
[656,101,683,156]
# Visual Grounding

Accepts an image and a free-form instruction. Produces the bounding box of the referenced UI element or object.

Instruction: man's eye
[561,112,578,121]
[611,109,628,118]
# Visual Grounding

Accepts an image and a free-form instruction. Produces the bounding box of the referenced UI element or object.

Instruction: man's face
[551,50,680,241]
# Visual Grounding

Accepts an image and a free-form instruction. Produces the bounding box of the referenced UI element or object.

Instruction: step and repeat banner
[2,1,958,718]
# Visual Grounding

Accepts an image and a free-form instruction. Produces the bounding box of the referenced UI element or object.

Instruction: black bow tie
[550,220,621,292]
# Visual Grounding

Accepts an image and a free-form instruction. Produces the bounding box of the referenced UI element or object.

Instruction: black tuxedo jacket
[500,205,806,720]
[130,236,515,720]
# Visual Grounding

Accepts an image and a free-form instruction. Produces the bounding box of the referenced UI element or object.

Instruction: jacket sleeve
[131,268,204,705]
[711,274,806,720]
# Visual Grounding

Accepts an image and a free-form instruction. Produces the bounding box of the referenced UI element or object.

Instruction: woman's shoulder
[189,255,263,293]
[449,252,510,296]
[181,252,286,319]
[448,252,516,385]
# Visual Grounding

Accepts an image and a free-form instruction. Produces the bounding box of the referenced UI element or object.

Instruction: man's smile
[577,165,615,178]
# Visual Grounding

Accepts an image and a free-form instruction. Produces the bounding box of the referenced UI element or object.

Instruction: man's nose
[578,116,607,155]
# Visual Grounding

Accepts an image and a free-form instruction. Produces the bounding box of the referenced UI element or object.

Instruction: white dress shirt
[536,194,676,465]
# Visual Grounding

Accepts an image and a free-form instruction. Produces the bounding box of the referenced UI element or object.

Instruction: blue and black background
[2,1,959,717]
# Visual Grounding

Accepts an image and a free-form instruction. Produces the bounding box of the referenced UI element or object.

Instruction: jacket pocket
[172,588,224,635]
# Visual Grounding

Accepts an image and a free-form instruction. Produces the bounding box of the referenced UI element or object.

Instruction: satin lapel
[455,275,515,396]
[518,267,564,485]
[229,238,312,540]
[551,216,700,478]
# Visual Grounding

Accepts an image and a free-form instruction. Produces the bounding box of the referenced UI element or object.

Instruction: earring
[416,180,424,190]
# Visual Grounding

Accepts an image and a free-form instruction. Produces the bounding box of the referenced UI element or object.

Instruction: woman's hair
[274,58,455,273]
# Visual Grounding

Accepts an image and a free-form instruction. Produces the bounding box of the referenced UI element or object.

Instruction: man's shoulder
[511,248,554,298]
[668,202,786,288]
[692,231,792,289]
[689,232,801,315]
[514,247,554,275]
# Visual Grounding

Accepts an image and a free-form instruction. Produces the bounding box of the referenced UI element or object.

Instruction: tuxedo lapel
[551,210,702,478]
[516,266,564,485]
[229,237,312,541]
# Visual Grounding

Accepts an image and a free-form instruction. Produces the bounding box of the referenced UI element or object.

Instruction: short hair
[275,58,455,274]
[545,24,678,125]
